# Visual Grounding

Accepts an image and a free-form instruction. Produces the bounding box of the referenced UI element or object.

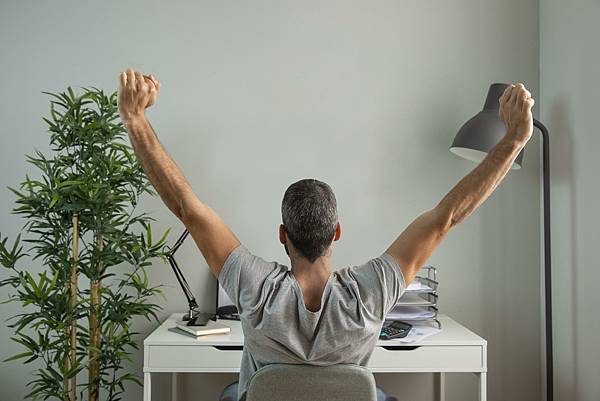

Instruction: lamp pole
[534,118,553,401]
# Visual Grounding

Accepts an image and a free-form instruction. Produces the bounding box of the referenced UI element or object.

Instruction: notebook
[174,319,231,337]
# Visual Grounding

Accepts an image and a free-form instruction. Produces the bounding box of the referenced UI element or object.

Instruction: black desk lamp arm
[164,229,199,320]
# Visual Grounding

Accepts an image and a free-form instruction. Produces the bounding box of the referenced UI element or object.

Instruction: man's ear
[333,222,342,241]
[279,224,287,245]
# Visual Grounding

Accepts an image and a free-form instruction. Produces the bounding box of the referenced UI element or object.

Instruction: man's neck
[289,255,332,311]
[290,255,332,287]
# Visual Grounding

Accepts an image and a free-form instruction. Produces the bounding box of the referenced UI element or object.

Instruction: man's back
[219,245,406,400]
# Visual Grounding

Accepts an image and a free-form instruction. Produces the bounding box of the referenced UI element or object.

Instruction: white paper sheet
[405,280,434,293]
[395,293,435,306]
[386,305,437,320]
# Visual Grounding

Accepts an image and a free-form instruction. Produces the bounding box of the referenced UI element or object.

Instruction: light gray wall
[0,1,541,400]
[540,1,600,400]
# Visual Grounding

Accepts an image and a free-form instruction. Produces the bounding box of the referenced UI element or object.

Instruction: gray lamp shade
[450,83,524,169]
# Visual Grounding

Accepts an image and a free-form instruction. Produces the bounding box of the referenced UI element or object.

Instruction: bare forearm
[125,117,199,220]
[438,135,525,229]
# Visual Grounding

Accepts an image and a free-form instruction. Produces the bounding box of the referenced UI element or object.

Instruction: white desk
[143,314,487,401]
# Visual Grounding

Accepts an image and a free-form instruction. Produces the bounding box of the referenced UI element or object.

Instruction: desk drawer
[368,345,484,372]
[147,344,484,373]
[147,345,242,372]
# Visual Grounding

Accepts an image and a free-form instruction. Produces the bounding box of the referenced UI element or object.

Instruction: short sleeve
[218,244,279,315]
[347,253,406,320]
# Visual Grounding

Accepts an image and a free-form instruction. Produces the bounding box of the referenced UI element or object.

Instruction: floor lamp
[449,83,553,401]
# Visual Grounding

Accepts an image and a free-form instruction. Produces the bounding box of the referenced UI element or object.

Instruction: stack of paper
[405,280,434,293]
[395,293,436,307]
[385,266,440,329]
[386,305,437,321]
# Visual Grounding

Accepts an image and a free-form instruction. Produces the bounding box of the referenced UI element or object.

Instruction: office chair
[245,363,377,401]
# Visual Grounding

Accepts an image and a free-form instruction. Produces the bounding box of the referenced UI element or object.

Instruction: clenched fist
[499,83,535,144]
[118,68,160,124]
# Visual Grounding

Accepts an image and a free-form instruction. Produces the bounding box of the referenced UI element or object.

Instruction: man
[118,69,534,401]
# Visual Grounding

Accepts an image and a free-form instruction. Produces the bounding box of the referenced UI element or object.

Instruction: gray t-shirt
[218,245,406,401]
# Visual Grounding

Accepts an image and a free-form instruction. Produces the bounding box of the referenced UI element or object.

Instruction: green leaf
[3,351,34,362]
[146,223,152,247]
[49,193,59,208]
[7,186,26,199]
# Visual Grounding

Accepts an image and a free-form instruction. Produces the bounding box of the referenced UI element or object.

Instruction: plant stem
[63,328,69,401]
[88,231,102,401]
[70,213,79,401]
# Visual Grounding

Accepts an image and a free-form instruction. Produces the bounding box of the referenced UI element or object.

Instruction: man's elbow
[178,205,194,226]
[432,205,456,236]
[170,196,190,223]
[178,199,208,228]
[167,199,183,221]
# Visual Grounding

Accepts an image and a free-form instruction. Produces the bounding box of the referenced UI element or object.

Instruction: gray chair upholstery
[245,363,377,401]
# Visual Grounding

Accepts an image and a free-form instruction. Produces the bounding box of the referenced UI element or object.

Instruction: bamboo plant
[0,87,169,401]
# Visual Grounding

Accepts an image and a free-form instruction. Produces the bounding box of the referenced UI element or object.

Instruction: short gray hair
[281,179,338,262]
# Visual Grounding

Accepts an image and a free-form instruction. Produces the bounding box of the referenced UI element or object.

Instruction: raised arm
[386,83,535,284]
[117,69,240,277]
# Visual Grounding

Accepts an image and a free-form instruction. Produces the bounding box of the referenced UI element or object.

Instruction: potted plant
[0,87,169,401]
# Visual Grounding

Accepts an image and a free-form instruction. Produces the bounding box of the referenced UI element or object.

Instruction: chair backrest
[245,363,377,401]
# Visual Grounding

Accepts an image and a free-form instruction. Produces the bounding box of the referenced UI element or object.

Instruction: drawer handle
[212,345,418,352]
[381,346,420,351]
[213,346,244,351]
